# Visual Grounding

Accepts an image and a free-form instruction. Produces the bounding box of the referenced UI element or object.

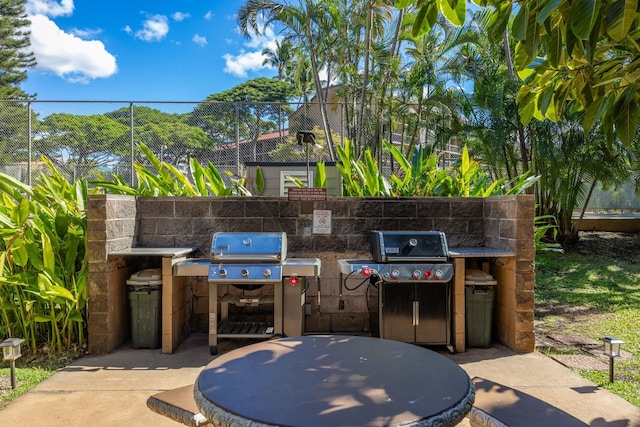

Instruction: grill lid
[370,230,449,262]
[210,232,287,262]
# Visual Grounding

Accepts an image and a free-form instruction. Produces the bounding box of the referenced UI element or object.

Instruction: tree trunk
[303,4,335,160]
[503,29,529,173]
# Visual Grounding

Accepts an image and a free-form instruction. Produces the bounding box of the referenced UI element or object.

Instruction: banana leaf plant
[0,157,87,354]
[91,143,251,196]
[337,140,538,197]
[336,139,392,196]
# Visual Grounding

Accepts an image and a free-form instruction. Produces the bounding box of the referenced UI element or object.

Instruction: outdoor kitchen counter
[449,247,515,258]
[109,247,199,257]
[195,335,475,427]
[449,247,515,353]
[109,247,199,354]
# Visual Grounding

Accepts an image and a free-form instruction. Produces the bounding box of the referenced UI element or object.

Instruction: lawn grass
[535,235,640,407]
[0,349,81,409]
[0,366,58,410]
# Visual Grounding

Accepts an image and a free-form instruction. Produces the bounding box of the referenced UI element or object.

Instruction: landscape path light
[600,336,624,383]
[1,337,25,389]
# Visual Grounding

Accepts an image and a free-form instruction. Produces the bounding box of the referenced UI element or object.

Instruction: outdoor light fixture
[600,336,624,383]
[295,131,323,185]
[1,337,25,389]
[295,131,323,153]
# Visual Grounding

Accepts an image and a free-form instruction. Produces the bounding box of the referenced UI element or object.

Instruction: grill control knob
[412,270,421,280]
[263,268,272,278]
[409,238,418,247]
[434,269,444,279]
[390,269,400,280]
[219,269,227,278]
[424,270,432,279]
[241,268,249,278]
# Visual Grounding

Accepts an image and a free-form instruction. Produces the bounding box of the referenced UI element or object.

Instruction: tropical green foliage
[534,215,564,253]
[533,118,632,243]
[0,158,87,354]
[398,0,640,146]
[336,138,392,196]
[337,140,537,197]
[91,143,251,197]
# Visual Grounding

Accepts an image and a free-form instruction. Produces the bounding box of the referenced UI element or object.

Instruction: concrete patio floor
[1,333,639,427]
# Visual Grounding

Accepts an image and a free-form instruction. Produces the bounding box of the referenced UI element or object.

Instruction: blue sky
[22,0,280,102]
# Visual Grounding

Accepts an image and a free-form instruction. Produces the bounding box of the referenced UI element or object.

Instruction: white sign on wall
[313,210,332,234]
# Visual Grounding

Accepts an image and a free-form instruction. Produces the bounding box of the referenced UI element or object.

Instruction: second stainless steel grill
[338,230,454,350]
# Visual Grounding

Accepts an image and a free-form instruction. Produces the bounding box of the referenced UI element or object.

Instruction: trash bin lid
[126,268,162,286]
[465,269,497,285]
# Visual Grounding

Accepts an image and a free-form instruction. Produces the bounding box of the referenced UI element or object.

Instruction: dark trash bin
[465,269,496,348]
[127,269,162,349]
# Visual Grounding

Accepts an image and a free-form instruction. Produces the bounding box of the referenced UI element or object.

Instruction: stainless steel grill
[338,230,453,350]
[178,231,321,355]
[209,232,286,286]
[339,231,453,282]
[370,230,449,263]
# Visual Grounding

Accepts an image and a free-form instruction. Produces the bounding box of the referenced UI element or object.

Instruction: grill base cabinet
[379,282,451,347]
[209,281,307,355]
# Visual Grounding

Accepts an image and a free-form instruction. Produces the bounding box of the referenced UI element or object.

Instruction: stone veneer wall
[483,196,536,352]
[87,194,535,353]
[87,195,137,353]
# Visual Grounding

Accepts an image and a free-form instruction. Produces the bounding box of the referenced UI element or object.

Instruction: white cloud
[134,14,169,42]
[29,14,117,83]
[244,25,276,49]
[26,0,74,17]
[172,12,190,22]
[204,11,213,20]
[223,24,279,78]
[223,51,271,78]
[192,34,207,47]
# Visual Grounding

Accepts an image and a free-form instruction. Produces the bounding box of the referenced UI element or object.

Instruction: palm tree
[534,119,632,243]
[262,38,294,79]
[394,15,474,158]
[238,0,337,160]
[450,20,523,181]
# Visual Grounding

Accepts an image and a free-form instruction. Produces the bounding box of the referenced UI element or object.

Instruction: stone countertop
[108,247,199,257]
[449,247,515,258]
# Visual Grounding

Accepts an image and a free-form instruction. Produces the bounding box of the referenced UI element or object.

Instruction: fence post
[235,102,240,175]
[130,102,135,186]
[27,101,32,186]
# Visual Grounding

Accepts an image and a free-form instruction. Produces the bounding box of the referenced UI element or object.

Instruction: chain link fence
[0,100,346,186]
[0,99,637,210]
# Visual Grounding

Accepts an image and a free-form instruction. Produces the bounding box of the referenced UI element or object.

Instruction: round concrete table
[194,335,474,427]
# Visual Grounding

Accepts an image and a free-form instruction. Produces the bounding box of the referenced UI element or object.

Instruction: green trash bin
[465,269,496,348]
[127,269,162,349]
